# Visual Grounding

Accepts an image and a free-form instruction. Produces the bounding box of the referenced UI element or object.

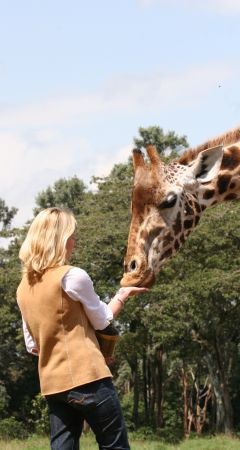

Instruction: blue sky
[1,0,240,226]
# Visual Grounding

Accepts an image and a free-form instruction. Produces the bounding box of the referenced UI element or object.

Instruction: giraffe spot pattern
[217,174,231,195]
[221,146,240,170]
[140,229,148,240]
[184,219,194,229]
[163,233,174,247]
[224,193,238,201]
[173,212,182,235]
[194,215,200,226]
[203,189,215,200]
[184,201,194,215]
[179,234,185,244]
[194,202,202,213]
[174,240,180,251]
[160,248,173,261]
[147,227,163,248]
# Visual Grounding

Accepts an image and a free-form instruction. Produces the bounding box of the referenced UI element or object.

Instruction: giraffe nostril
[129,260,137,272]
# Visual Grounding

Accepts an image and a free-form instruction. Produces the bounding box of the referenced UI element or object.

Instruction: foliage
[34,176,86,216]
[0,417,27,440]
[133,126,188,156]
[29,394,49,435]
[0,385,10,419]
[0,198,18,235]
[0,204,39,424]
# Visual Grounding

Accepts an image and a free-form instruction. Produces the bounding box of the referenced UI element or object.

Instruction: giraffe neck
[198,144,240,209]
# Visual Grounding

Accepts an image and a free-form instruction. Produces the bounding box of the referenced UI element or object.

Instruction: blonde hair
[19,207,76,281]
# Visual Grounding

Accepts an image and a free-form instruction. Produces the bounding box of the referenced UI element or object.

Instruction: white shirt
[22,267,114,354]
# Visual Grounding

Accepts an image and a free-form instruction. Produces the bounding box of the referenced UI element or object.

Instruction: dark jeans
[45,377,130,450]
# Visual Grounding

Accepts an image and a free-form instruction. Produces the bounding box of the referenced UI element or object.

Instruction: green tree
[34,176,86,216]
[0,200,39,423]
[134,126,188,157]
[145,201,240,434]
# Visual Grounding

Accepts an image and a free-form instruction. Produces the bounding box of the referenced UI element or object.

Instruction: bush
[130,426,157,440]
[0,417,28,440]
[30,393,49,435]
[0,385,10,419]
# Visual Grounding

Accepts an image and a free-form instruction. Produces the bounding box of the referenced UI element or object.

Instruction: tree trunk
[205,349,233,433]
[156,349,164,428]
[149,357,156,426]
[142,352,149,424]
[131,356,139,428]
[182,367,190,438]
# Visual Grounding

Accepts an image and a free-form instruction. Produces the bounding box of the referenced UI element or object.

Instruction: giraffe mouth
[120,268,155,288]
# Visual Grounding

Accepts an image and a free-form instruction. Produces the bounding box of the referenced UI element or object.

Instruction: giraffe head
[120,144,223,288]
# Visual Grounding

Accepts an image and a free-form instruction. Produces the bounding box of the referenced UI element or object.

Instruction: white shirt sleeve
[22,316,38,355]
[62,267,113,330]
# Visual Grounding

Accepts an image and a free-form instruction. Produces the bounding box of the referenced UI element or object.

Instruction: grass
[0,433,239,450]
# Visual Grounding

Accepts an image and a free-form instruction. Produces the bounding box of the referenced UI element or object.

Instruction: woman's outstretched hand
[118,286,149,299]
[109,286,149,318]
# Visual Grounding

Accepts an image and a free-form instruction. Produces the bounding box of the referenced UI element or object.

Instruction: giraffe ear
[188,145,224,184]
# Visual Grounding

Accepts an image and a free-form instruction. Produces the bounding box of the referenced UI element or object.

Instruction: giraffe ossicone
[121,126,240,288]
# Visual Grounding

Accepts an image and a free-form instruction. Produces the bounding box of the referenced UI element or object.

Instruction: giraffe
[120,126,240,288]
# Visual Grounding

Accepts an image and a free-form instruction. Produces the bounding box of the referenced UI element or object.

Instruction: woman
[17,207,148,450]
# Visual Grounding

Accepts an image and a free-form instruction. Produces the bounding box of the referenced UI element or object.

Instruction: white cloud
[138,0,240,14]
[91,144,132,179]
[104,61,236,112]
[0,129,89,225]
[0,127,132,227]
[209,0,240,13]
[0,60,236,130]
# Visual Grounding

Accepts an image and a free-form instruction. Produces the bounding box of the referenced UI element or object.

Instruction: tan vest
[17,265,111,395]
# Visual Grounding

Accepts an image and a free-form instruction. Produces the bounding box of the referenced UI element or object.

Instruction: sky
[1,0,240,227]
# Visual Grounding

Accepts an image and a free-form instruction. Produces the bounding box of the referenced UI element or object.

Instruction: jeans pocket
[67,391,97,411]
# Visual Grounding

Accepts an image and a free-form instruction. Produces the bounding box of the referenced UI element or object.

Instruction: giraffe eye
[159,192,177,209]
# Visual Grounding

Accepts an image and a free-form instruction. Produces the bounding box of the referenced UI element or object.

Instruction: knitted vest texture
[17,265,111,395]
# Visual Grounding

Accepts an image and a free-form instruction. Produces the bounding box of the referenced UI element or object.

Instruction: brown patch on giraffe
[179,234,185,244]
[162,233,174,247]
[174,240,180,251]
[217,174,231,195]
[230,182,236,189]
[194,215,200,226]
[143,227,162,254]
[184,202,194,215]
[160,248,173,261]
[224,193,238,201]
[194,202,201,213]
[203,189,215,200]
[221,146,240,171]
[147,227,163,248]
[140,229,148,240]
[173,212,182,235]
[184,219,194,229]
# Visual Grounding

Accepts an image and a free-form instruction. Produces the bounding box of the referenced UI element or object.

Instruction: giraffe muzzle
[121,258,155,288]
